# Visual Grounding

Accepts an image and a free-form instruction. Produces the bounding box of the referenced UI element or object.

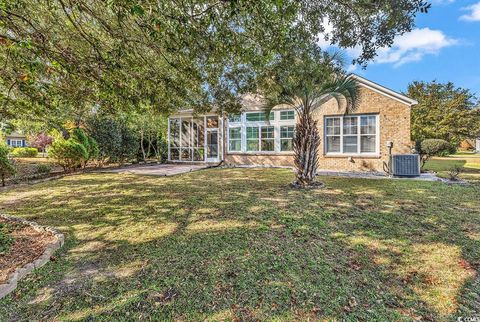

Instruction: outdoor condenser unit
[390,154,421,177]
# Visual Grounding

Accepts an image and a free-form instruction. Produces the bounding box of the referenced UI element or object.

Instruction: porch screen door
[206,129,219,162]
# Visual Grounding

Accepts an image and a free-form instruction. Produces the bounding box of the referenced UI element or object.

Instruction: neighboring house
[5,131,27,148]
[459,139,475,151]
[476,138,480,153]
[167,74,418,172]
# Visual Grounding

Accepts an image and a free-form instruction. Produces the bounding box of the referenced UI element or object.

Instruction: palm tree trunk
[293,111,320,186]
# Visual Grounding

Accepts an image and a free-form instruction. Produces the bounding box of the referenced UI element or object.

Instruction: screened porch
[168,115,223,163]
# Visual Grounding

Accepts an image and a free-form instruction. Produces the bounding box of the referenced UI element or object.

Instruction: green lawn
[0,169,479,320]
[424,153,480,182]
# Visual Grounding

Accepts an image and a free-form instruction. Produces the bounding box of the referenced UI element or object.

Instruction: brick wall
[224,86,412,172]
[314,86,412,172]
[224,153,294,166]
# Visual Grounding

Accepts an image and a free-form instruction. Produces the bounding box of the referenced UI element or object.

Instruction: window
[325,115,378,155]
[360,116,376,153]
[343,117,358,153]
[325,118,341,153]
[246,127,259,151]
[227,110,295,153]
[245,126,275,152]
[10,139,23,147]
[246,112,274,122]
[206,116,219,128]
[261,126,274,151]
[280,110,295,120]
[229,127,241,152]
[228,114,241,123]
[280,126,295,151]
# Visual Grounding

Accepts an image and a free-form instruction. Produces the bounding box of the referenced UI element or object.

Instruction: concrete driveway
[104,163,209,176]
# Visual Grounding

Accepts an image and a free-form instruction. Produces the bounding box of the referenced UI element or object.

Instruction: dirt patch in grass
[0,217,56,283]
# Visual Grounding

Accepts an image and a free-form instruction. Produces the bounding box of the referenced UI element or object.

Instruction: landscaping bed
[0,217,57,284]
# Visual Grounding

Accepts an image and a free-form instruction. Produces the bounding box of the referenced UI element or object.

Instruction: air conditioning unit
[390,154,420,177]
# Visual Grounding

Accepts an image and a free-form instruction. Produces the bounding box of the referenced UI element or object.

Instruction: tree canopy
[1,0,431,126]
[408,81,480,146]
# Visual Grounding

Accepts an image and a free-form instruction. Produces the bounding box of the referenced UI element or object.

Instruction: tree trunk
[293,111,321,187]
[146,134,152,160]
[1,173,5,187]
[140,131,146,163]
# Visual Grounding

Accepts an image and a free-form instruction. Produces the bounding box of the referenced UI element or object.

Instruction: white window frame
[228,127,242,152]
[280,110,295,121]
[324,114,380,156]
[245,126,261,152]
[280,125,295,152]
[245,111,274,122]
[10,139,23,147]
[227,109,296,154]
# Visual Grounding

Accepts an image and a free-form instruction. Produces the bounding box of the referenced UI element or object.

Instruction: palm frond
[310,77,360,114]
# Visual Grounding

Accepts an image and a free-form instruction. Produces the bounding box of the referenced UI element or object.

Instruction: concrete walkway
[104,163,209,176]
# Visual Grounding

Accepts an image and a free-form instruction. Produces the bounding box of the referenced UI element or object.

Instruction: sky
[320,0,480,96]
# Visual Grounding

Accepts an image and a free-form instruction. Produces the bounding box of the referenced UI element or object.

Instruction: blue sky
[321,1,480,96]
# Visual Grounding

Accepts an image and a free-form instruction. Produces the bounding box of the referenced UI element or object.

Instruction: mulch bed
[0,217,56,284]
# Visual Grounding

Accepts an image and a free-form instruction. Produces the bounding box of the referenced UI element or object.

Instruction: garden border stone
[0,214,64,299]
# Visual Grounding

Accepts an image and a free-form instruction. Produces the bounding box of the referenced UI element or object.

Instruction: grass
[424,152,480,182]
[0,223,13,254]
[0,168,479,320]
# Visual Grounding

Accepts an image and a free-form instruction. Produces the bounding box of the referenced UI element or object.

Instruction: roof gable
[348,74,418,106]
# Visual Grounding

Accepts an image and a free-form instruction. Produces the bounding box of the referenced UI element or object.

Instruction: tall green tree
[127,107,168,162]
[261,48,359,187]
[407,81,480,146]
[0,143,15,186]
[1,0,430,121]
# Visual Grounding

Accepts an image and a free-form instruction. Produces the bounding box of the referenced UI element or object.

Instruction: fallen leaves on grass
[147,288,178,306]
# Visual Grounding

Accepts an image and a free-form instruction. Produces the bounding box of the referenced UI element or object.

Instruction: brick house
[167,74,418,172]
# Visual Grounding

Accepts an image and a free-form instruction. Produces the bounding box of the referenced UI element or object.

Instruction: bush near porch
[0,168,479,320]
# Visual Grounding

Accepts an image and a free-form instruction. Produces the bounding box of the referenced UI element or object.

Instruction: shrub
[88,136,100,161]
[87,117,139,164]
[118,123,139,163]
[10,147,38,158]
[35,163,52,175]
[72,128,90,149]
[71,128,99,166]
[419,139,452,168]
[0,144,16,186]
[48,138,88,171]
[447,164,463,181]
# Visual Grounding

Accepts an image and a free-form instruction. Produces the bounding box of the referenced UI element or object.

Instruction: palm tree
[263,51,359,187]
